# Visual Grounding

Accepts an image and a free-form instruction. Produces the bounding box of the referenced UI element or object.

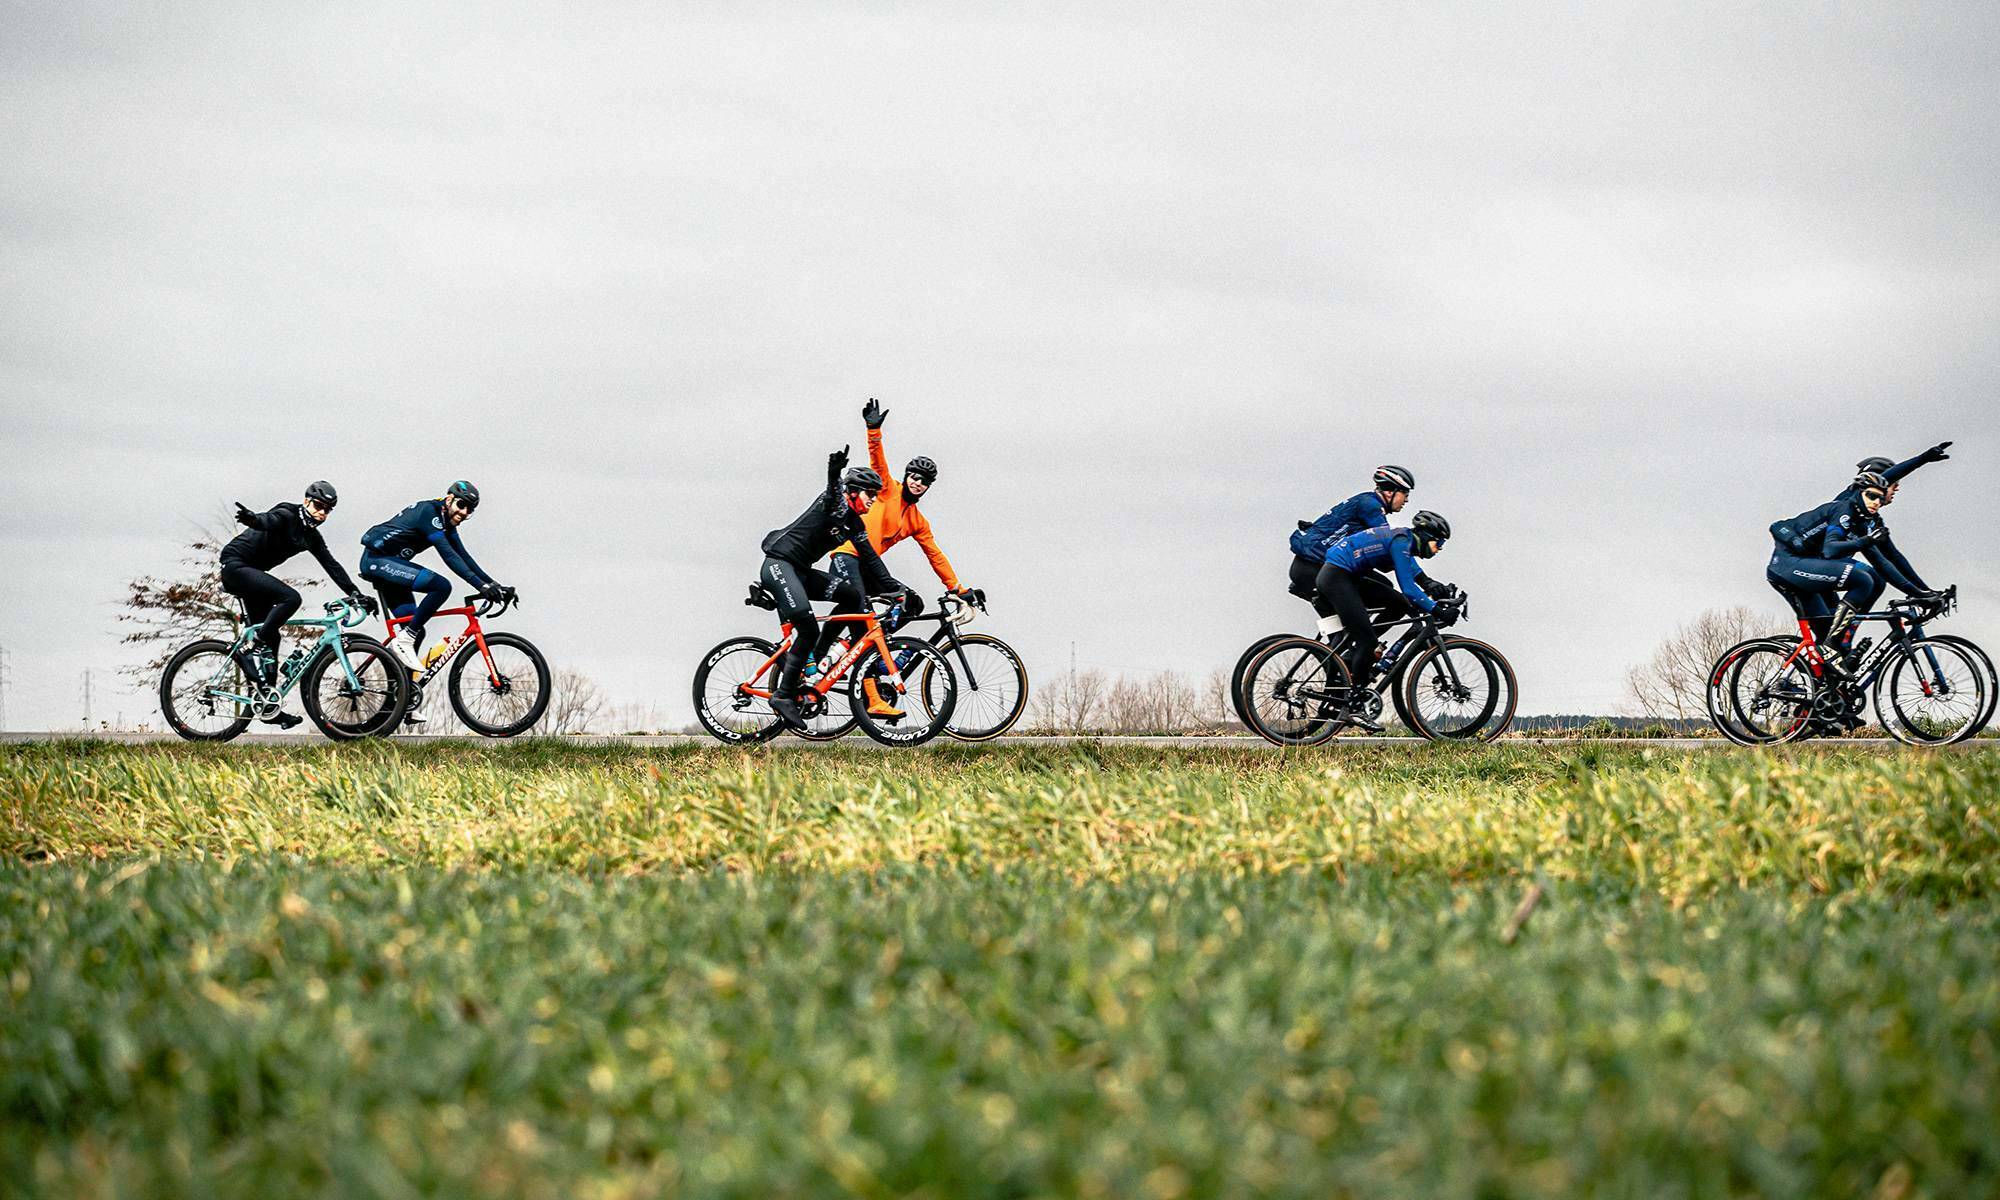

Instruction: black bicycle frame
[892,594,991,695]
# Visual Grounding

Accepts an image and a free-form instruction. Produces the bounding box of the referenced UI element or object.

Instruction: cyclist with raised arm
[220,480,379,726]
[1769,469,1949,673]
[760,447,894,732]
[813,398,980,716]
[359,480,514,708]
[1315,511,1459,731]
[1288,466,1434,640]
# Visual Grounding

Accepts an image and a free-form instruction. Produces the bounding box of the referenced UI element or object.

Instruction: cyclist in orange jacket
[818,397,979,718]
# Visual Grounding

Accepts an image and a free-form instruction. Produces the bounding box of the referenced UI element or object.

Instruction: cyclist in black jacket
[760,447,895,731]
[221,481,378,712]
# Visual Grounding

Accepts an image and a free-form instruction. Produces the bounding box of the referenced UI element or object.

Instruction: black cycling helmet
[1856,456,1894,475]
[1853,470,1889,494]
[446,480,480,510]
[905,456,938,484]
[841,466,884,495]
[304,480,338,509]
[1411,510,1451,542]
[1374,465,1415,492]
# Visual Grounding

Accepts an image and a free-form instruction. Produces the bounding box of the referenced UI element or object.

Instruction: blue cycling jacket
[360,499,494,587]
[1320,526,1439,612]
[1289,491,1388,562]
[1768,495,1925,595]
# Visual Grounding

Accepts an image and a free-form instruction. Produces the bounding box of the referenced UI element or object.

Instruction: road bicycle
[1230,595,1448,732]
[380,591,551,737]
[1239,595,1517,744]
[776,590,1029,743]
[1715,586,1989,745]
[694,586,959,747]
[159,596,409,741]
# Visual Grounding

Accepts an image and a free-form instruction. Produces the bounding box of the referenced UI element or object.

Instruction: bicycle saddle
[745,583,778,610]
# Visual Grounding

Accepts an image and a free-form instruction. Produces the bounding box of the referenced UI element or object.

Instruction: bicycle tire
[1706,637,1794,745]
[1726,641,1818,744]
[850,637,955,747]
[923,632,1029,742]
[302,636,409,741]
[1874,637,1987,745]
[693,636,785,745]
[1241,636,1352,746]
[447,632,553,737]
[1400,637,1516,741]
[1229,633,1293,728]
[1925,634,1997,741]
[159,639,254,742]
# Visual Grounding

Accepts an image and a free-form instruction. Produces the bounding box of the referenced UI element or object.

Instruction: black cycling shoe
[771,696,807,733]
[259,711,304,729]
[233,647,275,687]
[1342,710,1386,734]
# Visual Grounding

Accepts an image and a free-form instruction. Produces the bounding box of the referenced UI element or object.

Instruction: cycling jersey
[1321,526,1439,613]
[829,428,959,589]
[1289,491,1389,563]
[222,503,359,593]
[1769,495,1925,596]
[1836,448,1933,507]
[761,461,888,579]
[360,499,494,587]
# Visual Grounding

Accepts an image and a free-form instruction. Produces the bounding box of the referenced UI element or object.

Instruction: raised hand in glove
[829,446,850,473]
[1921,441,1953,463]
[234,502,258,527]
[862,398,888,429]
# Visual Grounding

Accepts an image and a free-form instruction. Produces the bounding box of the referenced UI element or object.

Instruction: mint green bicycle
[158,596,411,741]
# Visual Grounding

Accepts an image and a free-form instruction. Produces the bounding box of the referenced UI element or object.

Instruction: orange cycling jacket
[832,428,960,590]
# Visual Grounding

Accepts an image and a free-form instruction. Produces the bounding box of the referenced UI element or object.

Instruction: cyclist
[815,398,979,715]
[760,448,896,732]
[1768,471,1945,673]
[221,480,379,726]
[1316,511,1460,731]
[359,480,513,700]
[1288,466,1420,639]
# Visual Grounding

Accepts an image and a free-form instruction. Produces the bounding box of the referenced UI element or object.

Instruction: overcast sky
[3,1,1996,730]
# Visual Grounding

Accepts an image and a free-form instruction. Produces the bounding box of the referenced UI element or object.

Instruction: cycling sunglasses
[1861,489,1886,504]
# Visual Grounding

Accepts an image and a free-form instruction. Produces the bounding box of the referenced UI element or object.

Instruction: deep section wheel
[693,637,785,745]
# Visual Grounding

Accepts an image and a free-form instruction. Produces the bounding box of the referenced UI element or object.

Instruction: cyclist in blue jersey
[359,480,514,693]
[1768,470,1947,673]
[1318,511,1460,729]
[1287,465,1417,637]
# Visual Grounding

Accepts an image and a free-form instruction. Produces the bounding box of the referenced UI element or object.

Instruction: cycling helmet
[446,480,480,510]
[1853,470,1889,494]
[1374,465,1415,492]
[905,456,938,484]
[303,480,338,509]
[1855,456,1894,475]
[841,466,884,495]
[1411,510,1451,541]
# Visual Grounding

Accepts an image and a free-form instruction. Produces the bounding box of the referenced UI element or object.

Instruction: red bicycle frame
[382,605,506,688]
[737,610,908,702]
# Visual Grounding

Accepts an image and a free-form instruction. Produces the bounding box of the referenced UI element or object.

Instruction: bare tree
[1027,666,1108,732]
[545,668,608,734]
[1624,606,1786,723]
[116,514,316,685]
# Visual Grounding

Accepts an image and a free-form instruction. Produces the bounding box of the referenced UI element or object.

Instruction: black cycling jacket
[221,503,360,593]
[761,458,889,580]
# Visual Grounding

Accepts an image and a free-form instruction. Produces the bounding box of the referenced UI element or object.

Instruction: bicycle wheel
[1726,641,1817,744]
[447,632,553,737]
[1241,637,1352,746]
[693,637,786,745]
[921,633,1029,742]
[792,670,860,741]
[1400,637,1516,741]
[1230,633,1293,728]
[1707,637,1794,745]
[1874,638,1987,745]
[1926,634,1997,741]
[849,637,955,747]
[301,637,409,741]
[159,639,254,742]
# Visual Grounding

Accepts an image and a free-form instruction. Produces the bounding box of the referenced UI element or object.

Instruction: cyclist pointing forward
[761,447,892,732]
[220,480,378,723]
[360,480,513,677]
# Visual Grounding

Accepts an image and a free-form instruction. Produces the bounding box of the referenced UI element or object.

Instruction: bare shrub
[1623,606,1786,723]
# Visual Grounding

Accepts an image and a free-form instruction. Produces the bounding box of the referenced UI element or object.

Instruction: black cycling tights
[761,557,836,684]
[1315,565,1381,685]
[220,563,300,652]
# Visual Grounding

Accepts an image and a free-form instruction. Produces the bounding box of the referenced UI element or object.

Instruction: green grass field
[4,741,1997,1197]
